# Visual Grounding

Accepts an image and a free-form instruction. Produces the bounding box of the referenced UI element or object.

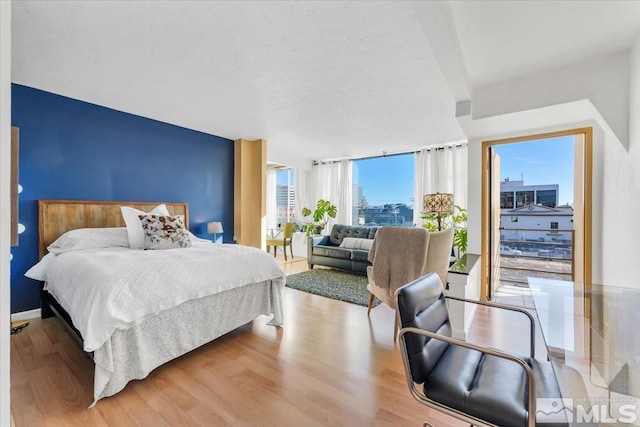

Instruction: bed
[33,200,286,406]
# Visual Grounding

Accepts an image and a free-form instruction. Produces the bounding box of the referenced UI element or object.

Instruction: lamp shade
[207,222,224,234]
[423,193,454,214]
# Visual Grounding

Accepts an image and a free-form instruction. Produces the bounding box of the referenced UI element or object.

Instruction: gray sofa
[307,224,379,273]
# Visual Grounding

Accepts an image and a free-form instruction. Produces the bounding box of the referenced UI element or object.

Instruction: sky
[493,136,575,206]
[353,154,415,206]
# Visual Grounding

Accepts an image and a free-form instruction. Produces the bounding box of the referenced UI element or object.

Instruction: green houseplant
[420,205,468,259]
[302,199,337,236]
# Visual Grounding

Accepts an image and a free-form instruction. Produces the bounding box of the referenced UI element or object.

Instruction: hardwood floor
[10,252,541,426]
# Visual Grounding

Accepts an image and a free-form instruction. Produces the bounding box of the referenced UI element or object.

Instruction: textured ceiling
[11,1,640,166]
[450,0,640,88]
[12,0,464,164]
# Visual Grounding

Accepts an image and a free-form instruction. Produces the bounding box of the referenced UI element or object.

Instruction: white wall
[472,51,630,149]
[0,1,11,425]
[267,143,313,173]
[600,34,640,288]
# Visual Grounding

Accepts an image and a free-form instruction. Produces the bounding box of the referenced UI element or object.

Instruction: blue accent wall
[10,84,234,313]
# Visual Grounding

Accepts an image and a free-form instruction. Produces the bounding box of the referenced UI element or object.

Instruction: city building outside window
[550,221,558,230]
[276,169,297,226]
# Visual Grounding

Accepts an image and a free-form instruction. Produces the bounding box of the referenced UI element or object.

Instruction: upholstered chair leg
[283,245,287,261]
[367,293,375,316]
[289,243,294,259]
[273,246,277,257]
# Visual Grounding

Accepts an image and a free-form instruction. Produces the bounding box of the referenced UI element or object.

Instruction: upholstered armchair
[366,227,453,340]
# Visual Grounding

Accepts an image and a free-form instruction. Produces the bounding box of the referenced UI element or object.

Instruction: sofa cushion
[312,245,352,259]
[329,224,377,246]
[351,249,370,263]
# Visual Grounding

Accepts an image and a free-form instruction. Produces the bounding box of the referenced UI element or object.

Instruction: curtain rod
[313,142,467,165]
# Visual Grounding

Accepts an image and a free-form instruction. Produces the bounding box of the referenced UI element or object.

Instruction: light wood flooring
[11,251,544,426]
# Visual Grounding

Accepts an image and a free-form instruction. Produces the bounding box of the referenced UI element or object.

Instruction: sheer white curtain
[294,169,313,223]
[266,169,278,230]
[311,160,353,232]
[413,143,468,226]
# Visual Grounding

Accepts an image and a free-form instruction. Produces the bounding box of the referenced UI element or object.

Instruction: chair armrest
[307,235,329,258]
[398,326,536,427]
[310,235,328,245]
[445,295,536,358]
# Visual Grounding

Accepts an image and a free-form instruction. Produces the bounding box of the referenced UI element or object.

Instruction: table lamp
[423,193,453,230]
[207,221,224,243]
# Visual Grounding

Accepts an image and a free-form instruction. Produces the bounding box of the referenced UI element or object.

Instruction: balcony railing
[498,227,574,286]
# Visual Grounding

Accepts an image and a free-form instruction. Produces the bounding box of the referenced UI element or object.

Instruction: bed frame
[38,200,190,342]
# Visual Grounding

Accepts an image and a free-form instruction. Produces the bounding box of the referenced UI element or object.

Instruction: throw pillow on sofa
[339,237,374,251]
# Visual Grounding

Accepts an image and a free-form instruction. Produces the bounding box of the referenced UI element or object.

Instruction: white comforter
[44,242,286,353]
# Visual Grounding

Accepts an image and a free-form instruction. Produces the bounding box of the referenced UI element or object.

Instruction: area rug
[285,269,380,307]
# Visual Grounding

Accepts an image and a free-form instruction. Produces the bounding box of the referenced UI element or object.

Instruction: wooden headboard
[38,200,189,258]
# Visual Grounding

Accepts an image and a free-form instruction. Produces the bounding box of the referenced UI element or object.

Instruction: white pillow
[24,252,57,281]
[186,230,211,243]
[120,204,170,249]
[339,237,374,251]
[47,227,130,254]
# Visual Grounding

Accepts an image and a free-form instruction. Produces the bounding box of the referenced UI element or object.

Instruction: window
[351,154,414,227]
[276,169,297,226]
[515,191,534,208]
[500,192,514,208]
[550,221,558,230]
[537,190,557,207]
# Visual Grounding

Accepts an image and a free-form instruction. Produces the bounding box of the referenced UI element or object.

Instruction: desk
[529,277,640,426]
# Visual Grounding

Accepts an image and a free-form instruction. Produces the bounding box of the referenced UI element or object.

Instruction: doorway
[481,128,592,301]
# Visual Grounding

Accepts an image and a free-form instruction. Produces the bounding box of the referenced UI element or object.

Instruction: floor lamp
[423,193,454,230]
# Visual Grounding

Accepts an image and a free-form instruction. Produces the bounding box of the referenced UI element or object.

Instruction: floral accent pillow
[138,214,192,250]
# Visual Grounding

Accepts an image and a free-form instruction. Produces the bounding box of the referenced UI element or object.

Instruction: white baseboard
[11,308,41,321]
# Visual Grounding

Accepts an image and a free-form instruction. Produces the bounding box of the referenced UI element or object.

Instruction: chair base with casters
[396,273,569,427]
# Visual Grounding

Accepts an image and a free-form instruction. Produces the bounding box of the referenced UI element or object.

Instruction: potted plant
[302,199,337,236]
[420,205,468,259]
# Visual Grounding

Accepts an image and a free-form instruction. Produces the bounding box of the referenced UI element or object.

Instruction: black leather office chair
[396,273,568,427]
